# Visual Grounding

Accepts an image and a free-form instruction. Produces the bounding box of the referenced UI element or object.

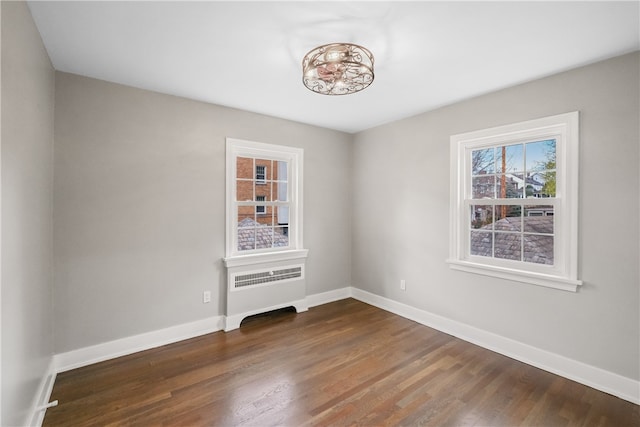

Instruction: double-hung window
[225,138,304,260]
[448,112,581,291]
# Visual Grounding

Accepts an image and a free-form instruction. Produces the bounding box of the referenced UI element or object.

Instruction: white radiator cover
[231,265,303,290]
[223,252,308,331]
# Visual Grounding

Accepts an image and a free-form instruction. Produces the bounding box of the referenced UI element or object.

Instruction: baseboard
[29,357,57,427]
[54,315,224,373]
[306,287,352,308]
[350,287,640,405]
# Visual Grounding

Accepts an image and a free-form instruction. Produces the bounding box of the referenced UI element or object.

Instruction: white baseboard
[29,357,57,427]
[306,287,352,308]
[350,287,640,405]
[54,316,224,373]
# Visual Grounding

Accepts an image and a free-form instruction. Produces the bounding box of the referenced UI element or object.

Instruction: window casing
[225,138,304,261]
[448,112,581,292]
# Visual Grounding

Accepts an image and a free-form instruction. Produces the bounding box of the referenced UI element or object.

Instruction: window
[256,196,266,214]
[225,138,304,260]
[255,165,266,184]
[448,112,581,291]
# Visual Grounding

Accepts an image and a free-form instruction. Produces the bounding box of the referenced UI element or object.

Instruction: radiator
[224,258,308,331]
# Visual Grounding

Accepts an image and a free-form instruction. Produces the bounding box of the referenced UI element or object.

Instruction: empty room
[2,1,639,426]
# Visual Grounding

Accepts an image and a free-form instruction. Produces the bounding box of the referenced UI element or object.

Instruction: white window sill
[224,249,309,268]
[446,259,582,292]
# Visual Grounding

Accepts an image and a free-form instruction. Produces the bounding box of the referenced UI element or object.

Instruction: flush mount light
[302,43,374,95]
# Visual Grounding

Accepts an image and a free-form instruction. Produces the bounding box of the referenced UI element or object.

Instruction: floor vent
[233,265,303,290]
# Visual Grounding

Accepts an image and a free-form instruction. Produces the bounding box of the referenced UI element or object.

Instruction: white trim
[29,358,57,427]
[446,259,581,292]
[223,248,308,268]
[54,316,224,373]
[349,287,640,405]
[449,112,580,291]
[306,287,352,308]
[226,138,304,257]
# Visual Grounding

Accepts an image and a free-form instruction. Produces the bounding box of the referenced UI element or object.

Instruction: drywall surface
[352,52,639,381]
[1,2,55,425]
[53,73,352,353]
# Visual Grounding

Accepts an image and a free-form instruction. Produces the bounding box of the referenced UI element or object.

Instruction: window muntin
[226,139,303,258]
[449,112,581,292]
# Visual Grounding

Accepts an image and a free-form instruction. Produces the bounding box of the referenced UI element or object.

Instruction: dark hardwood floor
[44,298,639,426]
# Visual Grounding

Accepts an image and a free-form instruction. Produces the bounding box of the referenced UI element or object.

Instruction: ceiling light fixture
[302,43,374,95]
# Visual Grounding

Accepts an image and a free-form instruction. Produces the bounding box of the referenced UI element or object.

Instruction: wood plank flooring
[44,299,639,426]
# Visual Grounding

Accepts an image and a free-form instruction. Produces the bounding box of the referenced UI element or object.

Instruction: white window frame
[224,138,306,266]
[448,112,582,292]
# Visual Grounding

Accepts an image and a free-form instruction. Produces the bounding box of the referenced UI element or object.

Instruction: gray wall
[53,73,352,353]
[4,3,637,418]
[352,52,639,380]
[1,2,55,425]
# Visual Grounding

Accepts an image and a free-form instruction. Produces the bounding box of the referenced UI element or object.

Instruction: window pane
[540,171,556,197]
[470,231,493,257]
[526,139,555,172]
[523,235,554,265]
[236,180,253,201]
[255,226,274,250]
[275,160,288,181]
[472,148,495,175]
[276,205,289,225]
[494,205,521,231]
[472,175,495,199]
[275,181,288,202]
[494,233,522,261]
[496,174,523,198]
[237,210,255,225]
[470,205,494,229]
[524,173,545,198]
[255,159,271,182]
[523,206,554,234]
[496,144,524,173]
[258,209,276,226]
[273,227,289,248]
[237,227,256,251]
[254,182,272,201]
[237,157,254,179]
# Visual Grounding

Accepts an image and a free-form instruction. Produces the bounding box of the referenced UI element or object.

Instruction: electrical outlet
[203,291,211,303]
[400,279,406,291]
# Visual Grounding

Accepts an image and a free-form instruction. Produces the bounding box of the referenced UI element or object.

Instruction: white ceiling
[28,1,639,134]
